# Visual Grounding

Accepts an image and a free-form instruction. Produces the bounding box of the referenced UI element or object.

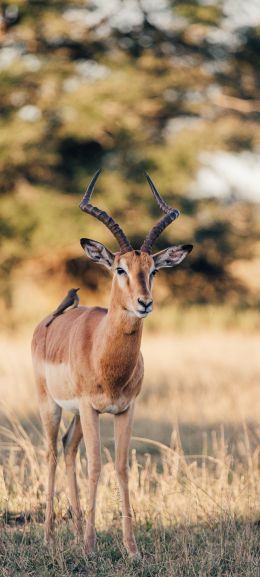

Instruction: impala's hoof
[125,540,140,559]
[128,550,141,560]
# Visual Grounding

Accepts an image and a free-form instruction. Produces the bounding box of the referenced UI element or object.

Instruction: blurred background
[0,0,260,483]
[0,0,260,330]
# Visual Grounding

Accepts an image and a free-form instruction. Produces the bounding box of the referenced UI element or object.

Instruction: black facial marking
[138,270,148,292]
[134,250,141,256]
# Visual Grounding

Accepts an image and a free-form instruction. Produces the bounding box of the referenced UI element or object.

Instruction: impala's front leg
[79,399,101,554]
[114,402,139,558]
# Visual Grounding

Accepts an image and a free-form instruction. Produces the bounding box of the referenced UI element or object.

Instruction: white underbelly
[54,398,80,413]
[53,399,128,415]
[45,362,78,412]
[44,362,130,415]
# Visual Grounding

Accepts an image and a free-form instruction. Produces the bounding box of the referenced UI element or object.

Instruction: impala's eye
[117,267,126,276]
[151,269,158,277]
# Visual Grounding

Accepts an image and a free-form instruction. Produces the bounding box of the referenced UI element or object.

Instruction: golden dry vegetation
[0,329,259,576]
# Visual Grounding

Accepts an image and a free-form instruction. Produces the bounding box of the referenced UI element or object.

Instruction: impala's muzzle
[136,297,153,317]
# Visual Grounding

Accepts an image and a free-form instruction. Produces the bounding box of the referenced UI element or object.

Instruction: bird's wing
[53,296,75,315]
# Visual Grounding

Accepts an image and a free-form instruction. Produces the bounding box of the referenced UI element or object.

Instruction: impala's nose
[137,297,153,311]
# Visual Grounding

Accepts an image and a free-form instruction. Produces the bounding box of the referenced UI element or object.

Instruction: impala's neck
[94,282,143,395]
[101,283,143,351]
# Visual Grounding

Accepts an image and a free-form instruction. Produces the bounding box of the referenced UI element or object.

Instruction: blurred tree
[0,0,260,321]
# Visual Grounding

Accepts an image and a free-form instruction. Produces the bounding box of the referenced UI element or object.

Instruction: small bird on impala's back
[45,288,80,327]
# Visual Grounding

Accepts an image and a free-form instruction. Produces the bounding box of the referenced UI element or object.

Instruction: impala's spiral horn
[80,169,132,254]
[141,172,180,254]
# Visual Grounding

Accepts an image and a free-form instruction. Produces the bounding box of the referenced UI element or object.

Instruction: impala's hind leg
[62,414,83,537]
[39,392,62,544]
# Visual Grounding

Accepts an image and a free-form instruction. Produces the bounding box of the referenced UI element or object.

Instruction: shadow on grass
[1,410,259,466]
[0,518,259,577]
[100,416,260,464]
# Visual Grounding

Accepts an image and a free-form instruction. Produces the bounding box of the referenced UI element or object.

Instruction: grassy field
[0,330,259,576]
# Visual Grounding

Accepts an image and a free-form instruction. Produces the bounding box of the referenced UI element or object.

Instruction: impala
[31,170,193,557]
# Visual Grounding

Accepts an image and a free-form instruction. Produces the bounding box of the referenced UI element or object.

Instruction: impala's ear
[153,244,193,269]
[80,238,115,270]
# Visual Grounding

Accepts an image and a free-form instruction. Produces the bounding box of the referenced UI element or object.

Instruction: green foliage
[175,2,221,25]
[0,196,38,307]
[0,0,259,322]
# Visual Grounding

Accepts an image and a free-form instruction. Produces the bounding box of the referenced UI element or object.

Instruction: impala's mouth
[136,304,153,318]
[136,311,149,318]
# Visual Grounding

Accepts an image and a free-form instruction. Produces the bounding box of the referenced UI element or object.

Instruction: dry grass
[0,330,259,576]
[1,330,260,424]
